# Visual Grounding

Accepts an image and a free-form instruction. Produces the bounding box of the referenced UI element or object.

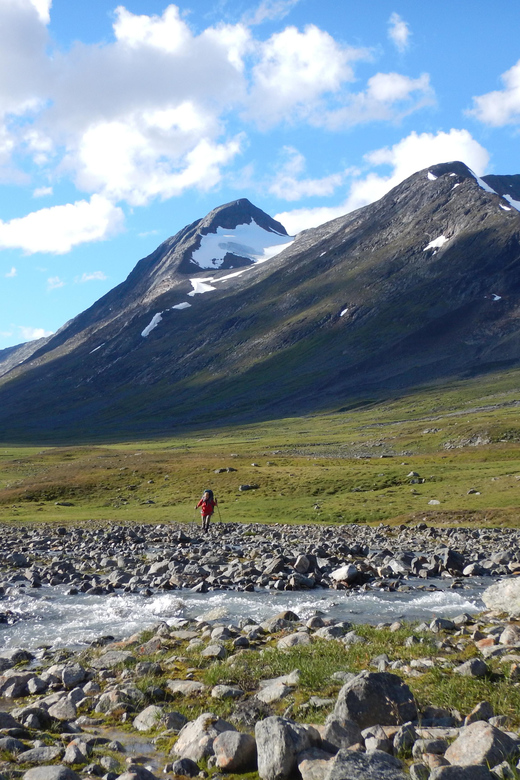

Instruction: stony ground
[1,521,520,779]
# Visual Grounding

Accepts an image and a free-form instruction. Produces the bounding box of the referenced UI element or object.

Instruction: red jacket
[197,497,216,515]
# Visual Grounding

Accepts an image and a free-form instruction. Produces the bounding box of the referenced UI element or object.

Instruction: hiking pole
[216,502,222,524]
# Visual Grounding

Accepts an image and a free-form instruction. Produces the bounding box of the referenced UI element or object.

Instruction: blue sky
[1,0,519,349]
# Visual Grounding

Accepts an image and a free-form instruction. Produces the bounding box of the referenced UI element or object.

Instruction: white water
[0,580,486,651]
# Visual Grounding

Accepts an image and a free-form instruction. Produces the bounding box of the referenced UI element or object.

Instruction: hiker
[196,489,217,533]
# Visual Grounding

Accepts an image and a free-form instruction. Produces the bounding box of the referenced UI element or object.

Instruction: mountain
[1,161,520,441]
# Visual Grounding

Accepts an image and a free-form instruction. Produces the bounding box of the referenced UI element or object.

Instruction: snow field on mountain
[190,218,293,269]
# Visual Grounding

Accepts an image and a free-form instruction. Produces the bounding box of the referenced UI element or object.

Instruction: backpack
[203,489,214,500]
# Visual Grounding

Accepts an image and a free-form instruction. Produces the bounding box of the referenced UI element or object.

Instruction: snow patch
[423,235,448,251]
[504,194,520,212]
[427,171,437,181]
[340,308,349,317]
[190,219,293,270]
[500,204,512,211]
[214,269,249,282]
[452,183,461,189]
[319,251,326,257]
[171,302,191,310]
[468,167,496,194]
[141,313,163,337]
[89,343,105,354]
[491,293,502,301]
[188,278,217,296]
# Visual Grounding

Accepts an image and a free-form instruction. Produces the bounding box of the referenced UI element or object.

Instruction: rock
[444,720,517,767]
[453,659,489,677]
[211,685,244,699]
[255,716,320,780]
[117,769,158,780]
[333,672,417,728]
[429,766,496,779]
[499,624,520,645]
[0,736,28,753]
[90,651,133,669]
[256,682,292,704]
[324,749,407,780]
[320,718,363,752]
[393,723,418,754]
[294,555,311,574]
[133,705,164,731]
[22,769,81,780]
[62,664,86,689]
[482,578,520,616]
[298,748,335,780]
[201,644,227,659]
[48,698,77,721]
[412,739,448,759]
[169,758,200,777]
[172,713,236,762]
[17,746,63,764]
[277,632,311,650]
[0,711,21,729]
[330,565,359,584]
[213,731,257,772]
[409,764,429,780]
[167,679,206,696]
[464,701,494,725]
[164,711,188,731]
[362,724,392,753]
[62,743,90,765]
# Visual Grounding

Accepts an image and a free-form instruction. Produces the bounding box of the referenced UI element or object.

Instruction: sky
[0,0,520,350]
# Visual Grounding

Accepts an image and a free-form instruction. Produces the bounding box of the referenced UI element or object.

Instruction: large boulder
[324,749,407,780]
[333,672,417,728]
[255,716,321,780]
[444,720,517,767]
[213,731,257,772]
[482,578,520,616]
[23,769,80,780]
[172,713,236,762]
[429,767,496,779]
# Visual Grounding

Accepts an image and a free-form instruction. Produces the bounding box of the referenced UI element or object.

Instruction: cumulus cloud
[247,25,370,127]
[269,146,346,201]
[388,12,410,53]
[76,271,108,283]
[469,59,520,126]
[0,195,124,254]
[19,325,53,340]
[5,266,17,278]
[276,128,490,234]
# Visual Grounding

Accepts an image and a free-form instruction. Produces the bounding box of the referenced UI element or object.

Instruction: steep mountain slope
[1,162,520,441]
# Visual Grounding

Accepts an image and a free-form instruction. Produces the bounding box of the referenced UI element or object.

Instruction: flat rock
[166,679,206,696]
[90,651,133,669]
[429,766,496,779]
[444,720,517,767]
[298,748,335,780]
[324,749,407,780]
[277,632,311,650]
[23,769,81,780]
[18,746,63,764]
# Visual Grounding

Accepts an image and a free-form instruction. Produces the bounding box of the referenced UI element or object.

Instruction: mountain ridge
[1,161,520,441]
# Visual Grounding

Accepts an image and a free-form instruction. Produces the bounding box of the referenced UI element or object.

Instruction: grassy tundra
[1,367,520,528]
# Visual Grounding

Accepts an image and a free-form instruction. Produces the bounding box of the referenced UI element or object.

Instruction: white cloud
[0,195,124,254]
[32,185,52,197]
[469,59,520,126]
[5,266,17,278]
[76,271,108,283]
[247,25,370,126]
[47,276,65,290]
[276,128,490,233]
[113,5,190,52]
[388,12,410,53]
[243,0,300,26]
[19,325,53,340]
[269,146,346,201]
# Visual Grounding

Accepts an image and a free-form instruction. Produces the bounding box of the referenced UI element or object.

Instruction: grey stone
[298,748,335,780]
[163,711,187,731]
[23,768,81,780]
[213,730,257,772]
[62,664,87,689]
[211,684,244,699]
[324,749,407,780]
[133,705,164,731]
[320,718,363,752]
[18,746,63,764]
[277,632,311,650]
[393,723,418,754]
[255,716,320,780]
[172,712,236,762]
[256,682,292,704]
[333,671,417,728]
[412,738,448,759]
[444,720,517,767]
[201,644,227,659]
[0,736,27,753]
[90,651,133,669]
[0,710,21,729]
[409,765,429,780]
[454,659,489,677]
[48,697,77,721]
[166,679,206,696]
[169,758,200,777]
[429,766,495,779]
